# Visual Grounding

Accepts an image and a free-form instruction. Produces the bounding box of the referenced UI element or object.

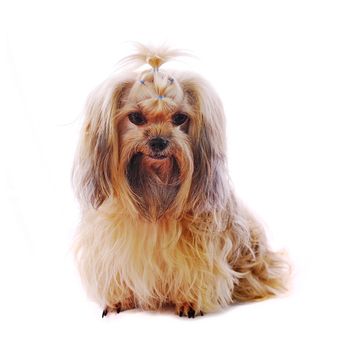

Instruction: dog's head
[74,45,230,221]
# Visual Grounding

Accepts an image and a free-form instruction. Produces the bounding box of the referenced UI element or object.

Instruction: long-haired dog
[73,45,289,318]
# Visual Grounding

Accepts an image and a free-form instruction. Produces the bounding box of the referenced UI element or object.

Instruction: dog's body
[73,45,288,317]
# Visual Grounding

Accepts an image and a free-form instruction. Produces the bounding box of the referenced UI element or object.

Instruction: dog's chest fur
[76,203,234,309]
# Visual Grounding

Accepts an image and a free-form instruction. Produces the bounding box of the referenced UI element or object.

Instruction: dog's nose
[149,137,169,152]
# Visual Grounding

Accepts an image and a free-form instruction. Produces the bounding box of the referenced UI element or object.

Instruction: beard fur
[126,153,181,220]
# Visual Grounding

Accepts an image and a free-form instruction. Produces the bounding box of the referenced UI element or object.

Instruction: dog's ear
[182,78,231,214]
[73,78,131,209]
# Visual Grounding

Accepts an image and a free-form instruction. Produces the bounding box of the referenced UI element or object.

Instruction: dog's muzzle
[147,137,170,159]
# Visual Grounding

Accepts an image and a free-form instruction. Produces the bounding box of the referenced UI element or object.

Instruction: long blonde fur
[73,45,289,317]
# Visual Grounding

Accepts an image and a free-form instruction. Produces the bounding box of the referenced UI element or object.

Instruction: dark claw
[200,311,204,316]
[102,308,108,318]
[179,309,184,317]
[188,308,195,318]
[116,304,121,314]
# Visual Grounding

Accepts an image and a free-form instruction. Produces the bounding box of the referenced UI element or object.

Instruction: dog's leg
[230,208,289,301]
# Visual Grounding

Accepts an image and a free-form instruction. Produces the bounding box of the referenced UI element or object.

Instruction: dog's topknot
[119,43,191,71]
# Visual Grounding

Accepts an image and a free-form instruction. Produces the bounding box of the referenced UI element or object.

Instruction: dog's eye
[172,113,188,126]
[128,112,146,126]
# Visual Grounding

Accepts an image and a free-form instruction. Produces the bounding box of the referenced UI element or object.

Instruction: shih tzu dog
[73,44,288,318]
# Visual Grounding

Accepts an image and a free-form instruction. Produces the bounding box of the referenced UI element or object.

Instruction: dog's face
[74,50,229,221]
[117,70,196,219]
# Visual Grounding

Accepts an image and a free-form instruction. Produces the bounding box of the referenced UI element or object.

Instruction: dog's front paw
[102,302,122,318]
[102,301,135,318]
[176,304,204,318]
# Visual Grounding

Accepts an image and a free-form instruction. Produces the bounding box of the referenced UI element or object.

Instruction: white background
[1,0,350,349]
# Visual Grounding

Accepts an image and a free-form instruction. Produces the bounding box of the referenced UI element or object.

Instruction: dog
[73,44,289,318]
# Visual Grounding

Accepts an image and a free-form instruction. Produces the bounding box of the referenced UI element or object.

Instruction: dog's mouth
[146,153,168,160]
[127,152,180,185]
